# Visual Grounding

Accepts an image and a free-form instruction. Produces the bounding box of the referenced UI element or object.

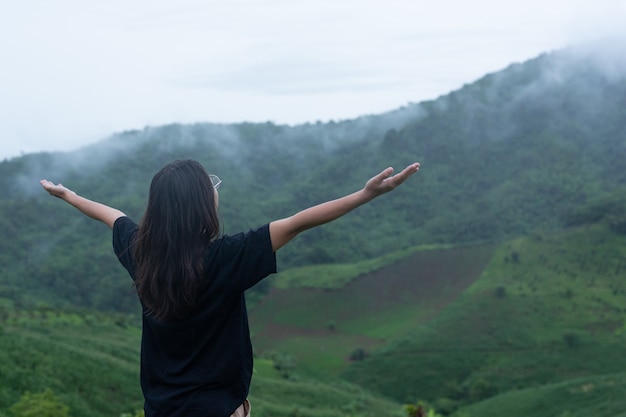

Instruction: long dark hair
[133,160,221,320]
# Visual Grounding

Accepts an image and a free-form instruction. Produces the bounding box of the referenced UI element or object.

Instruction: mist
[2,0,625,161]
[2,35,626,320]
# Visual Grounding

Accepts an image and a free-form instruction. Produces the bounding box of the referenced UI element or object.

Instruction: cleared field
[250,243,496,374]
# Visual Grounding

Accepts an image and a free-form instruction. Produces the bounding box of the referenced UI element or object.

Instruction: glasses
[209,174,222,190]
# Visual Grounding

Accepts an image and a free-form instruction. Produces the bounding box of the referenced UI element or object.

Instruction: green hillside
[0,310,143,416]
[454,372,626,417]
[341,222,626,415]
[0,309,406,417]
[249,242,496,376]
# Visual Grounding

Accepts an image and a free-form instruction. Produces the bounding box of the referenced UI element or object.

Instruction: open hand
[364,162,420,197]
[40,180,76,199]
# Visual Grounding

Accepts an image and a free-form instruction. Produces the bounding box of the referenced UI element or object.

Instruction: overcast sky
[1,0,625,160]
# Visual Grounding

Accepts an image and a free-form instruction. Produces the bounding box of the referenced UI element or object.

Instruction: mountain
[1,40,626,417]
[1,41,625,314]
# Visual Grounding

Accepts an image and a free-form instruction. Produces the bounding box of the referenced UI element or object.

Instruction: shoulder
[111,217,139,277]
[113,216,138,237]
[112,217,138,253]
[218,224,271,251]
[209,224,274,269]
[208,224,276,290]
[114,215,137,228]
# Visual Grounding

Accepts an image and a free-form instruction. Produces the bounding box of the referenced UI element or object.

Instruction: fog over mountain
[1,41,625,313]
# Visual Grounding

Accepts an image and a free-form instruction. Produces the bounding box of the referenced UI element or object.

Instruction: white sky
[1,0,625,160]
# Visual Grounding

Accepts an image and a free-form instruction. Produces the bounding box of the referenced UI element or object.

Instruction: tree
[9,389,69,417]
[404,401,443,417]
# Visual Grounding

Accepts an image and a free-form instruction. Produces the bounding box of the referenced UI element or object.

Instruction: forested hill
[1,42,625,313]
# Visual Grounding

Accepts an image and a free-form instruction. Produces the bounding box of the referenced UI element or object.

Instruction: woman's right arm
[269,163,420,252]
[40,180,126,229]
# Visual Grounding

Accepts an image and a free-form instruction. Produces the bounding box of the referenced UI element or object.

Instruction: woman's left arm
[40,180,126,229]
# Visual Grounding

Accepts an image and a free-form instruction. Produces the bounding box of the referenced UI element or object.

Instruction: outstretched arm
[269,162,420,251]
[40,180,126,229]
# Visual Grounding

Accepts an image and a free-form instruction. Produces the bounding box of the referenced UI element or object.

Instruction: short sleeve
[112,216,139,279]
[214,224,277,292]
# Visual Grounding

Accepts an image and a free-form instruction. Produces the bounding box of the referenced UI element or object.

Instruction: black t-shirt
[113,216,276,417]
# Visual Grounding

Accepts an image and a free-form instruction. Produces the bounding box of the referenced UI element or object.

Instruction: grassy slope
[0,310,404,417]
[455,372,626,417]
[250,243,496,376]
[249,368,405,417]
[341,223,626,414]
[0,310,144,417]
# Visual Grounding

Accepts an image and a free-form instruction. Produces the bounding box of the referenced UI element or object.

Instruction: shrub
[9,389,69,417]
[494,286,507,299]
[469,378,498,401]
[349,347,368,362]
[563,331,582,348]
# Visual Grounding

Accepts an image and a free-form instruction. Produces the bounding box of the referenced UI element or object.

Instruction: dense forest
[1,41,626,416]
[1,43,625,313]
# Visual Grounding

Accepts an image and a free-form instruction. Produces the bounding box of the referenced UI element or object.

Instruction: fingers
[384,162,420,187]
[40,180,58,190]
[379,167,394,181]
[403,162,420,174]
[40,179,65,198]
[40,179,53,190]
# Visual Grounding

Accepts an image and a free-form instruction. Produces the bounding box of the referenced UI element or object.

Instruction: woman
[40,159,420,417]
